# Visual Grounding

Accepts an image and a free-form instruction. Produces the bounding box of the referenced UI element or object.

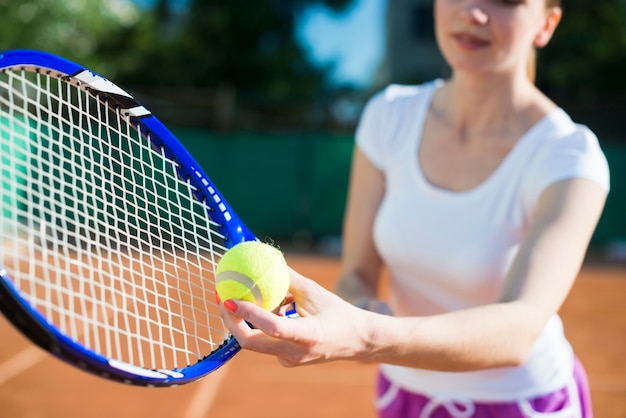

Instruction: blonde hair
[527,48,538,83]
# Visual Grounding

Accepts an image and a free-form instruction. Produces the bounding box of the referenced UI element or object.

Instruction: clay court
[1,254,625,418]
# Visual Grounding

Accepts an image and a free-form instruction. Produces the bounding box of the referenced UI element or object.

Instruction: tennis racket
[0,49,262,387]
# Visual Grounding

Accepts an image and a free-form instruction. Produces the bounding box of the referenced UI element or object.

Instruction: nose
[461,3,489,25]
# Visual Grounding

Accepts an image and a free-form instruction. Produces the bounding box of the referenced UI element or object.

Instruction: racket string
[1,67,231,371]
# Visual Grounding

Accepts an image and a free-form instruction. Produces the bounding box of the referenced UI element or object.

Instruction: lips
[452,32,490,50]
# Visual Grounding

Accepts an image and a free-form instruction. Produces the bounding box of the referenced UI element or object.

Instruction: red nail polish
[224,299,237,313]
[215,293,220,304]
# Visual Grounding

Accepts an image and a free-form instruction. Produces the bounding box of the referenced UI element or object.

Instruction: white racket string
[0,67,232,371]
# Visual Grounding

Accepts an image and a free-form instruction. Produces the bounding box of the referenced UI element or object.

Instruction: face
[434,0,561,77]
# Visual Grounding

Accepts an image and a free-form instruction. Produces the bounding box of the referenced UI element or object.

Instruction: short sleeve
[525,125,610,206]
[355,82,437,170]
[355,90,387,169]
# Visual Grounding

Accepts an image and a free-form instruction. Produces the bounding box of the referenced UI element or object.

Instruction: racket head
[0,49,255,386]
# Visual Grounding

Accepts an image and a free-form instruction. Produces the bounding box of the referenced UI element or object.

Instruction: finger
[218,302,285,352]
[277,300,296,316]
[228,299,292,337]
[287,268,310,289]
[218,300,258,339]
[218,300,309,359]
[227,299,317,344]
[286,269,325,308]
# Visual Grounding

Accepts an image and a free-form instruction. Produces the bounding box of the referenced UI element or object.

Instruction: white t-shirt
[356,80,610,401]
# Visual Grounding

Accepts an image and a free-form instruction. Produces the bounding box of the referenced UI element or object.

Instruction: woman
[219,0,609,416]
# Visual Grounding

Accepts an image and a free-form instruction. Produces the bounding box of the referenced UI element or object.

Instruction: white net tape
[0,67,231,371]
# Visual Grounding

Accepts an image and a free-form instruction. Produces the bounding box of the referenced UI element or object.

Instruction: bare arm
[335,148,386,306]
[219,178,607,370]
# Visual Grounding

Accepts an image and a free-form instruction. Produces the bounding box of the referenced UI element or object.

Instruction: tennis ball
[215,241,289,311]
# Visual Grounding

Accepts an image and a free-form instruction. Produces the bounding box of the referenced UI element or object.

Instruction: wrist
[353,308,393,363]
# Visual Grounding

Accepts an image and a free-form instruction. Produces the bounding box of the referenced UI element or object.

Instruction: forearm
[359,301,544,371]
[220,273,544,370]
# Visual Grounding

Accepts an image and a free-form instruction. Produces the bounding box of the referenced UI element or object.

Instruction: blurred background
[1,2,625,417]
[1,0,624,255]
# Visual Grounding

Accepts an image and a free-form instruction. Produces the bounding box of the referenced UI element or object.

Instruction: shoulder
[525,110,610,203]
[356,80,442,169]
[538,110,608,172]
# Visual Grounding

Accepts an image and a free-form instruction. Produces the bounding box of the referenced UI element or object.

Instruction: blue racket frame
[0,49,257,386]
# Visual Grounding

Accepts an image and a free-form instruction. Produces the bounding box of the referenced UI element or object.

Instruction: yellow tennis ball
[215,241,289,311]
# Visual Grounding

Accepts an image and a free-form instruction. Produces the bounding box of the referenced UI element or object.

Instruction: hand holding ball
[215,241,290,311]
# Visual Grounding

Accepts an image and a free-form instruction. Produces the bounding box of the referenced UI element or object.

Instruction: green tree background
[0,0,354,130]
[0,0,624,134]
[535,0,626,142]
[537,0,626,102]
[1,0,624,244]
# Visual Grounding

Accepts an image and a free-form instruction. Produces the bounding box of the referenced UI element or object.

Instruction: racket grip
[285,304,300,319]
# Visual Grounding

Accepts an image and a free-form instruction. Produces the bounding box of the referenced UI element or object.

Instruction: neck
[442,70,540,132]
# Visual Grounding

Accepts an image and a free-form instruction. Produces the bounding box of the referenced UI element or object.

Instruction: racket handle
[285,304,300,319]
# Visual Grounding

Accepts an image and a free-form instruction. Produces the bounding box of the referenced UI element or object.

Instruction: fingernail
[215,293,220,304]
[224,299,237,313]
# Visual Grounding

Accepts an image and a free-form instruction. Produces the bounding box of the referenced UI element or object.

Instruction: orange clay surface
[0,254,624,418]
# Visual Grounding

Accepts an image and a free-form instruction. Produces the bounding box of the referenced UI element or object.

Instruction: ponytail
[527,47,537,84]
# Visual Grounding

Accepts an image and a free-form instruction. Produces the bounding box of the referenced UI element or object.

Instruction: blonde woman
[220,1,609,416]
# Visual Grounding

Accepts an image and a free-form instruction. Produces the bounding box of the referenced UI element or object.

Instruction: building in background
[376,0,448,86]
